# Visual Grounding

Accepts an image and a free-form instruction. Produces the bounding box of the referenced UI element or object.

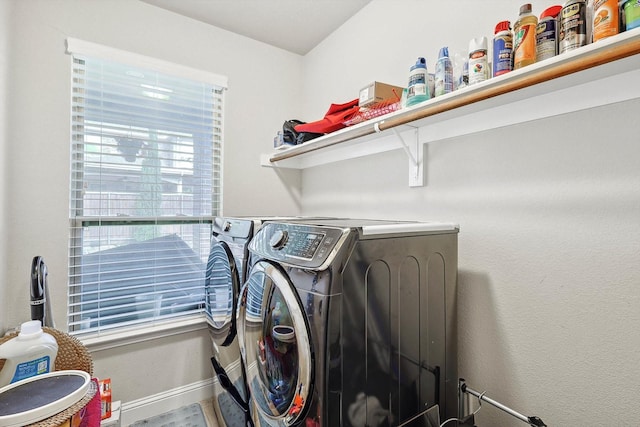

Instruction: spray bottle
[434,47,454,96]
[468,37,489,85]
[493,21,513,77]
[536,6,562,61]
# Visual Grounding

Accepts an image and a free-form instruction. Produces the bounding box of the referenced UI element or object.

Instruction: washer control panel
[273,230,323,258]
[249,222,347,268]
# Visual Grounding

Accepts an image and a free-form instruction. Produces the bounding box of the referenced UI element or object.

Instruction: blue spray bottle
[435,47,453,97]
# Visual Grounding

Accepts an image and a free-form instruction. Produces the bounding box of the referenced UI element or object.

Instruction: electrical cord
[439,390,485,427]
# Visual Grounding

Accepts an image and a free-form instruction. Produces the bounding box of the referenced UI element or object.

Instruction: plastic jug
[514,3,538,69]
[406,57,430,106]
[0,320,58,387]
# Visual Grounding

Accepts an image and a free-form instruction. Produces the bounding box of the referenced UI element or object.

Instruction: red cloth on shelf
[294,99,360,134]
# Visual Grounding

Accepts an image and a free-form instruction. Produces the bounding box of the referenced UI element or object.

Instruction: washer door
[205,239,240,347]
[238,260,313,426]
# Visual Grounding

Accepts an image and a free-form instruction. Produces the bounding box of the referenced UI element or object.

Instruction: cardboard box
[358,81,404,107]
[101,400,121,427]
[99,378,112,420]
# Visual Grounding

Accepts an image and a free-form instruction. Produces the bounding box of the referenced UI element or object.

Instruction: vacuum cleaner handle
[30,256,46,324]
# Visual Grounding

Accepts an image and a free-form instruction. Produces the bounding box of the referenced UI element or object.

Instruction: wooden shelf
[261,30,640,186]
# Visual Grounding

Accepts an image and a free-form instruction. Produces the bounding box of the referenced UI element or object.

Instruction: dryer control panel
[249,222,348,269]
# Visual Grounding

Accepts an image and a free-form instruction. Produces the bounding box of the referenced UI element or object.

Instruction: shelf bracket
[378,124,423,187]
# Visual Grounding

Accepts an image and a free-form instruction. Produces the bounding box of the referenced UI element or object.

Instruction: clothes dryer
[207,217,297,427]
[237,219,459,427]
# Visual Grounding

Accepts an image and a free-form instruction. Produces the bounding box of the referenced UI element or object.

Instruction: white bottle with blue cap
[406,57,430,107]
[0,320,58,388]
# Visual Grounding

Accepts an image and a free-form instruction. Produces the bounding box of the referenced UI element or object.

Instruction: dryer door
[238,260,313,426]
[205,239,241,347]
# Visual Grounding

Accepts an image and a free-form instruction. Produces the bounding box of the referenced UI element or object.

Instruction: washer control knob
[270,230,288,249]
[223,221,232,232]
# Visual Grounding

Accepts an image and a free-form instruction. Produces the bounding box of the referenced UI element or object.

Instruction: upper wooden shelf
[261,30,640,174]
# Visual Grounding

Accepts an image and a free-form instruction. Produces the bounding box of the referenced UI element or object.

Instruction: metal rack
[457,379,547,427]
[389,377,547,427]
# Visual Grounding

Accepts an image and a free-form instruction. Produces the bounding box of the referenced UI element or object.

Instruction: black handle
[30,256,46,323]
[528,416,547,427]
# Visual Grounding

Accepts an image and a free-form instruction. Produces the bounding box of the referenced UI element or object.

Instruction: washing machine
[206,217,295,427]
[237,219,459,427]
[206,216,331,427]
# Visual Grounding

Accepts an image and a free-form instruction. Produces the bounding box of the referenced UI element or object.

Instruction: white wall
[3,0,639,423]
[2,0,302,404]
[0,0,10,334]
[300,1,640,426]
[301,0,563,118]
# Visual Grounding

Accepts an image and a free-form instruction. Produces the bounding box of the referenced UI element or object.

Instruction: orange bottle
[592,0,619,42]
[513,3,538,69]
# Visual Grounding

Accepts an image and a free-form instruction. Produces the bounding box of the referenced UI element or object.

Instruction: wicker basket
[26,380,98,427]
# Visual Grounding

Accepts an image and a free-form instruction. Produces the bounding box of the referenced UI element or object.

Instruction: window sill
[78,315,208,352]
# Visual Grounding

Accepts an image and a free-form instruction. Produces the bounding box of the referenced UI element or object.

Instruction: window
[66,39,226,335]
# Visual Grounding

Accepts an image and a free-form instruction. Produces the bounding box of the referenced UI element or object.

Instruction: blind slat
[68,46,224,335]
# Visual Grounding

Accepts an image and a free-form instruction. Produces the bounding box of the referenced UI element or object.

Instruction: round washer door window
[238,260,313,426]
[205,240,240,346]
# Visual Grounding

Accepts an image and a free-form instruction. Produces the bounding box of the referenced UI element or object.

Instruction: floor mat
[130,403,208,427]
[216,378,247,427]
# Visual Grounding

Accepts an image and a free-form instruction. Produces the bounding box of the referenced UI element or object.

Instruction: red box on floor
[99,378,112,420]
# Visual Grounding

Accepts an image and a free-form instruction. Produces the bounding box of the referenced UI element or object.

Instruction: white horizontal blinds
[68,46,225,334]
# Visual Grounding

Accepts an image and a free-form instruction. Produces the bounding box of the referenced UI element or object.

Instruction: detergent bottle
[0,320,58,387]
[514,3,539,69]
[406,57,430,106]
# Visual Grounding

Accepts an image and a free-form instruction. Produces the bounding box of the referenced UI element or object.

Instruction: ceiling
[141,0,372,55]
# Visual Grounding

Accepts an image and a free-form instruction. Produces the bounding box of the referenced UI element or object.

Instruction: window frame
[66,39,227,341]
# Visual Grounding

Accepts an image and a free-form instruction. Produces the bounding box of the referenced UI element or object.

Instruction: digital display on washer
[286,231,324,259]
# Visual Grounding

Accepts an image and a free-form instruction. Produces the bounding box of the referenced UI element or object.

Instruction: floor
[199,398,219,427]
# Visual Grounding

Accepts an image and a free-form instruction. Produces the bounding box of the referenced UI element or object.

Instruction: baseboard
[120,378,214,426]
